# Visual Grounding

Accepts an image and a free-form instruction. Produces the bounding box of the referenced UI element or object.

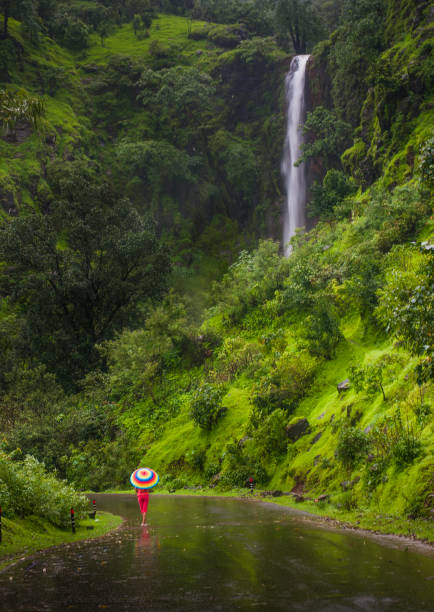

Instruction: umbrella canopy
[130,467,159,490]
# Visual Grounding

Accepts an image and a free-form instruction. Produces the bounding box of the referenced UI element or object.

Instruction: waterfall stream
[281,54,310,255]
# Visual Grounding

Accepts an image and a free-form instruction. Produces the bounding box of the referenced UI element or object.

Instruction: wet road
[1,494,433,611]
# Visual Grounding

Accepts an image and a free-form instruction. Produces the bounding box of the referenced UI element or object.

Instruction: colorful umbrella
[130,467,159,490]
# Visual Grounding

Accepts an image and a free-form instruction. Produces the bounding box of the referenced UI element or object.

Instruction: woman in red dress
[136,488,150,525]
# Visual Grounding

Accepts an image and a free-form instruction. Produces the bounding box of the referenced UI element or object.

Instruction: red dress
[137,489,149,512]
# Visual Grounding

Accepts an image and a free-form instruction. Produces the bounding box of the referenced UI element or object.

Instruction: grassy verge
[103,487,434,544]
[0,511,123,571]
[265,495,434,544]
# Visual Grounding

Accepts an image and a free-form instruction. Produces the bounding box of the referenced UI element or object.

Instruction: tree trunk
[2,2,9,40]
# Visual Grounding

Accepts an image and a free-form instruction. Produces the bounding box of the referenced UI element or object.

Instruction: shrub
[190,384,226,430]
[252,410,288,459]
[0,452,88,527]
[204,462,220,481]
[336,426,369,468]
[251,351,317,419]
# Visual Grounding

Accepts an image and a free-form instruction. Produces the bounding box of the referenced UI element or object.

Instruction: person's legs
[141,511,146,525]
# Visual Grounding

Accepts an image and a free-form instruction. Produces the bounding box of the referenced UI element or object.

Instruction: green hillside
[0,0,432,541]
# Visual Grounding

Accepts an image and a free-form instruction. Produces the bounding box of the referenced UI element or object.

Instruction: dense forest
[0,0,432,535]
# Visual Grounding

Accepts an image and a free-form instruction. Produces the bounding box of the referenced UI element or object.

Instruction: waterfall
[281,54,310,256]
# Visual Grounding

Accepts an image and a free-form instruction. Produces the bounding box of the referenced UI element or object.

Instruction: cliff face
[305,0,433,189]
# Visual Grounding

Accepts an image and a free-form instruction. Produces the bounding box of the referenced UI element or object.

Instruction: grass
[85,15,214,65]
[0,511,123,571]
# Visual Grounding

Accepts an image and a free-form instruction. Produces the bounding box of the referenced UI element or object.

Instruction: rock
[311,431,322,445]
[238,435,252,448]
[367,453,375,462]
[337,379,350,394]
[272,490,283,497]
[364,425,372,434]
[286,418,310,441]
[317,412,325,420]
[293,494,304,503]
[260,491,273,497]
[316,494,329,502]
[45,133,56,145]
[340,480,350,490]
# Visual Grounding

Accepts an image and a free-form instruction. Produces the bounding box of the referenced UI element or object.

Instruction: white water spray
[281,55,310,255]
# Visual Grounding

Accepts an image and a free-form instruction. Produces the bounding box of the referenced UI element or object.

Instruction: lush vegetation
[0,0,432,539]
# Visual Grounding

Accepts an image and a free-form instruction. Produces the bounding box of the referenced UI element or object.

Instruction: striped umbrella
[130,467,159,490]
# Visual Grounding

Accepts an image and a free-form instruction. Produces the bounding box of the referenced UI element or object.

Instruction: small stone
[337,379,350,393]
[311,432,322,445]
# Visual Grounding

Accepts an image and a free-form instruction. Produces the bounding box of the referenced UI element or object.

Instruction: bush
[0,452,88,527]
[169,477,187,491]
[251,351,317,419]
[336,426,369,468]
[190,384,226,430]
[252,410,288,459]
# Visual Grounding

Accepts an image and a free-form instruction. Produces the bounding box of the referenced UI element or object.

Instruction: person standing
[136,488,150,525]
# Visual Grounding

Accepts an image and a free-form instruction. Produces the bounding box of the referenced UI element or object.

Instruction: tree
[0,0,40,41]
[0,163,170,388]
[275,0,322,54]
[308,169,356,219]
[376,245,433,358]
[296,106,353,168]
[0,0,11,39]
[137,66,215,143]
[132,13,144,37]
[350,355,401,401]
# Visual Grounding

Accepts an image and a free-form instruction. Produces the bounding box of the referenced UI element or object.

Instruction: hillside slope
[0,2,433,539]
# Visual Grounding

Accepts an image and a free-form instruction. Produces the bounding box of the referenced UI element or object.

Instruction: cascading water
[281,54,310,255]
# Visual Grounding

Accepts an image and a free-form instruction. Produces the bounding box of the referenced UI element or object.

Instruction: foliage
[190,383,226,430]
[252,409,288,459]
[297,106,353,167]
[210,240,285,324]
[328,0,386,124]
[251,350,317,419]
[302,301,342,359]
[137,66,215,140]
[101,291,188,403]
[308,170,357,219]
[0,162,169,387]
[336,426,369,468]
[350,354,401,402]
[419,136,434,191]
[0,451,88,526]
[275,0,323,53]
[376,245,433,358]
[0,88,44,133]
[369,407,422,468]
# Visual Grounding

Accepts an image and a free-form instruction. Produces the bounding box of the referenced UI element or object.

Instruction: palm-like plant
[0,88,45,133]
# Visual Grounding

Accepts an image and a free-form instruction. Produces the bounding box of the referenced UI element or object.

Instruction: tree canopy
[0,163,170,387]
